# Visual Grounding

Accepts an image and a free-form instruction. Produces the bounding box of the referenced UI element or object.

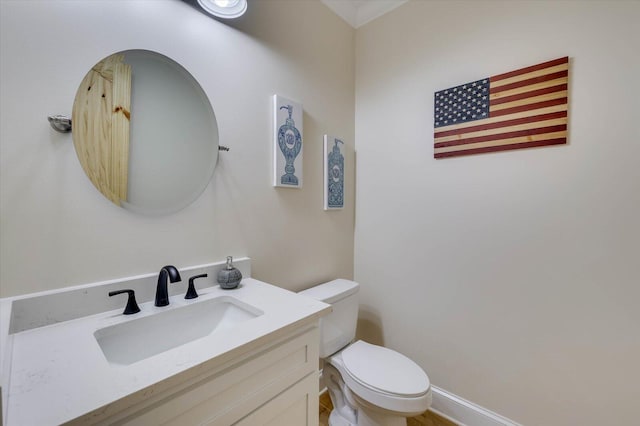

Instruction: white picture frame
[273,94,303,188]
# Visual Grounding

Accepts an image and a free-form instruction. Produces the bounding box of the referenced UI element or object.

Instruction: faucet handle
[109,289,141,315]
[186,274,208,299]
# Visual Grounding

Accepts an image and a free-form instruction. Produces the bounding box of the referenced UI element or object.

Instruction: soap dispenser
[217,256,242,289]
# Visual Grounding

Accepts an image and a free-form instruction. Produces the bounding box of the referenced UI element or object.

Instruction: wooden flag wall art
[433,56,569,158]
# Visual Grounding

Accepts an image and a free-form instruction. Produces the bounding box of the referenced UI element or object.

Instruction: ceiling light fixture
[196,0,247,19]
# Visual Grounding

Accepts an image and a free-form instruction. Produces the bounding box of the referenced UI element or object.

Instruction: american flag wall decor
[433,56,569,158]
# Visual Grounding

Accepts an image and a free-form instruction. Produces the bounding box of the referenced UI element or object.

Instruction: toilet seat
[327,340,432,415]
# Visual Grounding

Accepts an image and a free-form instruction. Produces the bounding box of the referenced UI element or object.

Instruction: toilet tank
[298,279,359,358]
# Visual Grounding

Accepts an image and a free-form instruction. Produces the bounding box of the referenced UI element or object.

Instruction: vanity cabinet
[74,326,320,426]
[2,273,330,425]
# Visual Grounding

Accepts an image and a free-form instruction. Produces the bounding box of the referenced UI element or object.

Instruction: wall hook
[48,115,72,133]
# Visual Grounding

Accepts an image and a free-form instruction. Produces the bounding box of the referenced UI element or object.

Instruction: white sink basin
[94,296,263,365]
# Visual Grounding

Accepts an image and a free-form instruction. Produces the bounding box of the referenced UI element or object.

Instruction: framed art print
[273,94,303,188]
[323,134,344,210]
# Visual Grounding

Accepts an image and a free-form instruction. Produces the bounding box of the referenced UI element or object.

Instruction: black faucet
[155,265,181,307]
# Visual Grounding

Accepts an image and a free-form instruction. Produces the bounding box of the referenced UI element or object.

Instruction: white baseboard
[430,386,522,426]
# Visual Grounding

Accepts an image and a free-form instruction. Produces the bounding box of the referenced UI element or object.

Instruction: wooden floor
[319,391,458,426]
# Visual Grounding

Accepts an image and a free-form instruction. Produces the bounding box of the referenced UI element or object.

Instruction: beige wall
[0,0,355,297]
[354,1,639,425]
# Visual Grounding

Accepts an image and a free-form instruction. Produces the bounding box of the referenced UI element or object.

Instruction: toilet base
[328,405,407,426]
[324,362,410,426]
[329,409,356,426]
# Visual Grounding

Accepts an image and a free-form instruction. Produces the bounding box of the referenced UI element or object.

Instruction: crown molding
[320,0,409,28]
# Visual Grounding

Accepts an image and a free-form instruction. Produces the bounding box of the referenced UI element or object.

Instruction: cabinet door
[106,327,319,426]
[233,373,318,426]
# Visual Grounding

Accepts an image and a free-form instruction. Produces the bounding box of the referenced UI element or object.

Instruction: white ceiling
[320,0,409,28]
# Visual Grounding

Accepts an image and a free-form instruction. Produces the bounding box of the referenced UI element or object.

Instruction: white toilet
[299,279,432,426]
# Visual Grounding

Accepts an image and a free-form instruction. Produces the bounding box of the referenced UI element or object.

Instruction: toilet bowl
[325,341,432,426]
[299,279,431,426]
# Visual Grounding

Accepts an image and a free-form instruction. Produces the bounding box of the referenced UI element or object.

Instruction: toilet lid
[341,340,430,398]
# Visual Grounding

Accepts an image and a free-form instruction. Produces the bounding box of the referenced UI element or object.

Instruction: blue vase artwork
[273,95,303,188]
[323,134,345,210]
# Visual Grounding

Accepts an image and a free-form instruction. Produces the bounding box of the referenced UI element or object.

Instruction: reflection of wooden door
[72,54,131,205]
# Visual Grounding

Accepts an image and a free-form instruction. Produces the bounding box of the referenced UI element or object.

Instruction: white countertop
[2,278,330,425]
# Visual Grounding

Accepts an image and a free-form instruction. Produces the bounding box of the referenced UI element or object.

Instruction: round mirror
[72,50,218,215]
